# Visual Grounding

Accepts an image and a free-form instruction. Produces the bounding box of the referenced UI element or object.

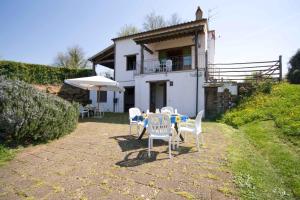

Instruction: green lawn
[0,145,15,166]
[222,82,300,199]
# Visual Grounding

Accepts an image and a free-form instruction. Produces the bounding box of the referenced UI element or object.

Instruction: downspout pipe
[113,42,116,112]
[195,31,199,117]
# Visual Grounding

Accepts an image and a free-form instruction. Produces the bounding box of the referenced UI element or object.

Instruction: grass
[0,145,15,166]
[221,82,300,199]
[241,121,300,197]
[173,190,195,200]
[221,123,294,199]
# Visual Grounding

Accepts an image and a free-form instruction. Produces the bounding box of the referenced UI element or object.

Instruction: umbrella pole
[97,87,102,118]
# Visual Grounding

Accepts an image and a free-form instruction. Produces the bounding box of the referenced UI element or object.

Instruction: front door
[124,86,135,112]
[150,82,167,112]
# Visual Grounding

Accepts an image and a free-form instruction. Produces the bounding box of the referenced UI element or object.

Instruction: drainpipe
[195,31,199,117]
[113,43,116,112]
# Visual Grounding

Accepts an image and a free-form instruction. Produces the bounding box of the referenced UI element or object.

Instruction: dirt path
[0,122,237,200]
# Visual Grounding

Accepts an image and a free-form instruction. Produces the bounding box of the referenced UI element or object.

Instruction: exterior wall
[111,31,211,115]
[114,35,207,78]
[134,70,205,117]
[89,90,114,112]
[207,31,215,65]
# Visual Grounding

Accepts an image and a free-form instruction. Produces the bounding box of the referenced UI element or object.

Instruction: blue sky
[0,0,299,75]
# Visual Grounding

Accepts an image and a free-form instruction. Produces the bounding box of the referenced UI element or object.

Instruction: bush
[287,49,300,84]
[255,80,273,94]
[0,77,79,145]
[0,60,93,84]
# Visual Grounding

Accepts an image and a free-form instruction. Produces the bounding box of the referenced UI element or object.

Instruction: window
[97,91,107,103]
[126,55,136,70]
[182,47,192,67]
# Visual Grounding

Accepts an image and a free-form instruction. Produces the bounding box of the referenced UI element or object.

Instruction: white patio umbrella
[64,76,125,114]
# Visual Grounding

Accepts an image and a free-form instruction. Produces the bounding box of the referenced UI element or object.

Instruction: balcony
[135,56,192,75]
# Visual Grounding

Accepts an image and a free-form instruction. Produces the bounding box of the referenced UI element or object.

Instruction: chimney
[195,6,203,20]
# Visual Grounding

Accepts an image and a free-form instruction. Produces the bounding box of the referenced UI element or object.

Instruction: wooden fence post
[279,55,282,81]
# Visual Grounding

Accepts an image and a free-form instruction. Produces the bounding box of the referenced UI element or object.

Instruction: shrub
[0,77,79,145]
[287,49,300,84]
[0,60,93,84]
[255,80,273,94]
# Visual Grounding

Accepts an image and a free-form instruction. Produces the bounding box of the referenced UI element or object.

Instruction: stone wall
[33,84,90,105]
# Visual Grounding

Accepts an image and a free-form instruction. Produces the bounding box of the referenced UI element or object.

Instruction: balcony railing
[134,53,207,75]
[135,56,192,75]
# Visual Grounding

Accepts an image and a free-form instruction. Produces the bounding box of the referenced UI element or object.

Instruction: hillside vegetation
[222,83,300,199]
[223,83,300,139]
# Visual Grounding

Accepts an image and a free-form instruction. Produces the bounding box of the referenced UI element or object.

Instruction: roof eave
[112,18,208,42]
[88,44,114,62]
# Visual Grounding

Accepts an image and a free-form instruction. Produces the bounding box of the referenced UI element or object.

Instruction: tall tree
[168,13,182,26]
[54,45,88,69]
[118,24,139,37]
[287,49,300,84]
[143,12,166,31]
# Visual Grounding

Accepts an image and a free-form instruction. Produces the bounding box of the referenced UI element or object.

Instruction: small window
[97,91,107,103]
[126,55,136,70]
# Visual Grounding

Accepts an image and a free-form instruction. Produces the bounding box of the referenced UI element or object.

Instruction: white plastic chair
[147,114,173,158]
[161,106,174,115]
[166,59,173,72]
[178,110,204,151]
[129,107,142,135]
[79,105,89,119]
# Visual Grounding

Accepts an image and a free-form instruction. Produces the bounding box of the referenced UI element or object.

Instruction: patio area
[0,114,236,200]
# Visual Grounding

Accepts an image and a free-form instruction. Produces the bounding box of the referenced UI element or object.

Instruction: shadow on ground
[79,112,129,124]
[112,134,194,167]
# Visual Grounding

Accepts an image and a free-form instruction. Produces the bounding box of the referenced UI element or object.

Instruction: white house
[88,7,215,117]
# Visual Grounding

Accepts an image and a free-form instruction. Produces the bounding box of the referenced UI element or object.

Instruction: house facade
[89,7,215,117]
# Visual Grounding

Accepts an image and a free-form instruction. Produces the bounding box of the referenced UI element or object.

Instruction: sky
[0,0,299,75]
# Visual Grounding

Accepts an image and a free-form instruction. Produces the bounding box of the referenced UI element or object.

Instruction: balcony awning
[88,45,115,69]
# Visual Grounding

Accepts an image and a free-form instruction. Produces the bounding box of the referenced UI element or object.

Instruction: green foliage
[222,82,300,198]
[287,49,300,84]
[0,60,93,84]
[0,144,15,166]
[0,77,79,145]
[223,83,300,137]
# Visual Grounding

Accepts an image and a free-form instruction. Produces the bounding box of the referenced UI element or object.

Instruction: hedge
[0,77,79,145]
[0,60,93,84]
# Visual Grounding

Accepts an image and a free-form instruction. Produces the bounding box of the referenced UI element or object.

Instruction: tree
[287,49,300,84]
[117,12,182,35]
[118,24,140,37]
[143,12,166,31]
[54,45,88,69]
[168,13,182,26]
